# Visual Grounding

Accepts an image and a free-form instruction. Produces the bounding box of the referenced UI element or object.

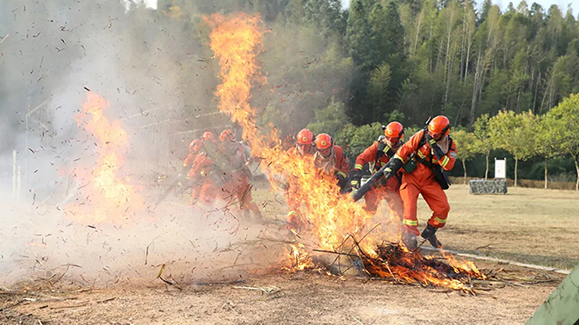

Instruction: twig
[255,236,296,245]
[353,316,365,325]
[384,261,398,282]
[312,249,358,258]
[357,223,381,244]
[194,279,245,286]
[145,235,161,265]
[222,301,239,314]
[96,297,116,304]
[50,302,88,309]
[156,264,165,278]
[233,286,280,295]
[0,34,8,46]
[412,238,428,254]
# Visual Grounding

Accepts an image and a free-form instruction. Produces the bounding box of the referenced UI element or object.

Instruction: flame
[205,13,485,289]
[67,92,142,223]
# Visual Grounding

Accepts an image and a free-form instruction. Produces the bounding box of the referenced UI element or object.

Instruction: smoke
[0,0,285,287]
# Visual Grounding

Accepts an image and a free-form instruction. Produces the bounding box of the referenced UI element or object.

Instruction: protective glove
[425,133,437,146]
[350,169,363,189]
[383,157,403,179]
[432,144,445,160]
[335,170,347,183]
[377,141,387,153]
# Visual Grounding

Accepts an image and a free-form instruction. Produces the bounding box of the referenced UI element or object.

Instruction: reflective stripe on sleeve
[440,156,450,168]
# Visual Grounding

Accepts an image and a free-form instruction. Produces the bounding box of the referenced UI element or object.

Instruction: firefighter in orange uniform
[381,116,457,249]
[313,133,350,192]
[285,128,316,231]
[219,129,263,220]
[350,122,404,220]
[189,131,225,209]
[288,128,316,156]
[183,138,203,204]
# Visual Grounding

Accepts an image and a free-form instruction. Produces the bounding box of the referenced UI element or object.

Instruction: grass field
[256,181,579,270]
[421,184,579,270]
[1,182,577,324]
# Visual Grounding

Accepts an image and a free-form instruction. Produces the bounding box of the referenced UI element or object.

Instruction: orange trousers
[363,186,403,222]
[223,172,260,213]
[399,177,450,236]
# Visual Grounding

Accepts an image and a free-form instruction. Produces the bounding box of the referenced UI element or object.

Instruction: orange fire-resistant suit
[394,130,457,236]
[354,141,403,218]
[186,153,219,208]
[183,150,203,203]
[313,145,350,190]
[219,141,261,217]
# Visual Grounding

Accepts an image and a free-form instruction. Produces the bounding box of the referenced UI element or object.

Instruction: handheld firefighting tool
[352,157,403,201]
[351,163,387,201]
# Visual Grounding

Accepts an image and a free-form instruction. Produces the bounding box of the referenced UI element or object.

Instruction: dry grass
[254,180,579,270]
[426,184,579,269]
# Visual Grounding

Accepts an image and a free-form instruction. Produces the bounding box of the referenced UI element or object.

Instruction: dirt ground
[1,182,577,324]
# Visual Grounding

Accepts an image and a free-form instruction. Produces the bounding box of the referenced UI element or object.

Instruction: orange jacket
[183,152,197,168]
[355,141,400,191]
[187,153,215,180]
[334,145,350,178]
[395,130,457,183]
[354,141,396,173]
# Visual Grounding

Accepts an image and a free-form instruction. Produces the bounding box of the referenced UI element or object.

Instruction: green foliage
[489,110,538,185]
[545,94,579,189]
[489,110,538,161]
[452,129,477,163]
[334,122,383,160]
[367,63,391,121]
[149,0,579,183]
[306,99,351,137]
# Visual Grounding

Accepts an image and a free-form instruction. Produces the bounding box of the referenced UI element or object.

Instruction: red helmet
[202,131,215,141]
[296,128,314,145]
[189,139,202,153]
[428,116,450,139]
[384,122,404,139]
[220,129,235,142]
[314,133,333,150]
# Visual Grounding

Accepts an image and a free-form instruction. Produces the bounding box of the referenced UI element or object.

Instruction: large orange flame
[68,92,142,223]
[206,13,484,288]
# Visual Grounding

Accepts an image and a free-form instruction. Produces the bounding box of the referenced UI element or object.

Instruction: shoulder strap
[417,128,428,148]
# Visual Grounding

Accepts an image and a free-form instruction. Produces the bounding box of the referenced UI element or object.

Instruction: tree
[536,113,561,189]
[451,129,477,184]
[472,114,493,180]
[489,110,538,187]
[335,122,382,159]
[366,63,391,121]
[306,99,351,137]
[545,94,579,190]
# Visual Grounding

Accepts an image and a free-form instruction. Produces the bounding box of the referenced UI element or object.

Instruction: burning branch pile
[206,12,490,292]
[305,232,486,291]
[359,243,485,290]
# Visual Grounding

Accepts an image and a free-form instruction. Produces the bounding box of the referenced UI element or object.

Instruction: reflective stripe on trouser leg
[399,182,420,236]
[420,179,450,228]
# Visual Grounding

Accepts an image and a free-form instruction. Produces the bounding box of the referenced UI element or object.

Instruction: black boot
[421,224,442,248]
[402,231,417,250]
